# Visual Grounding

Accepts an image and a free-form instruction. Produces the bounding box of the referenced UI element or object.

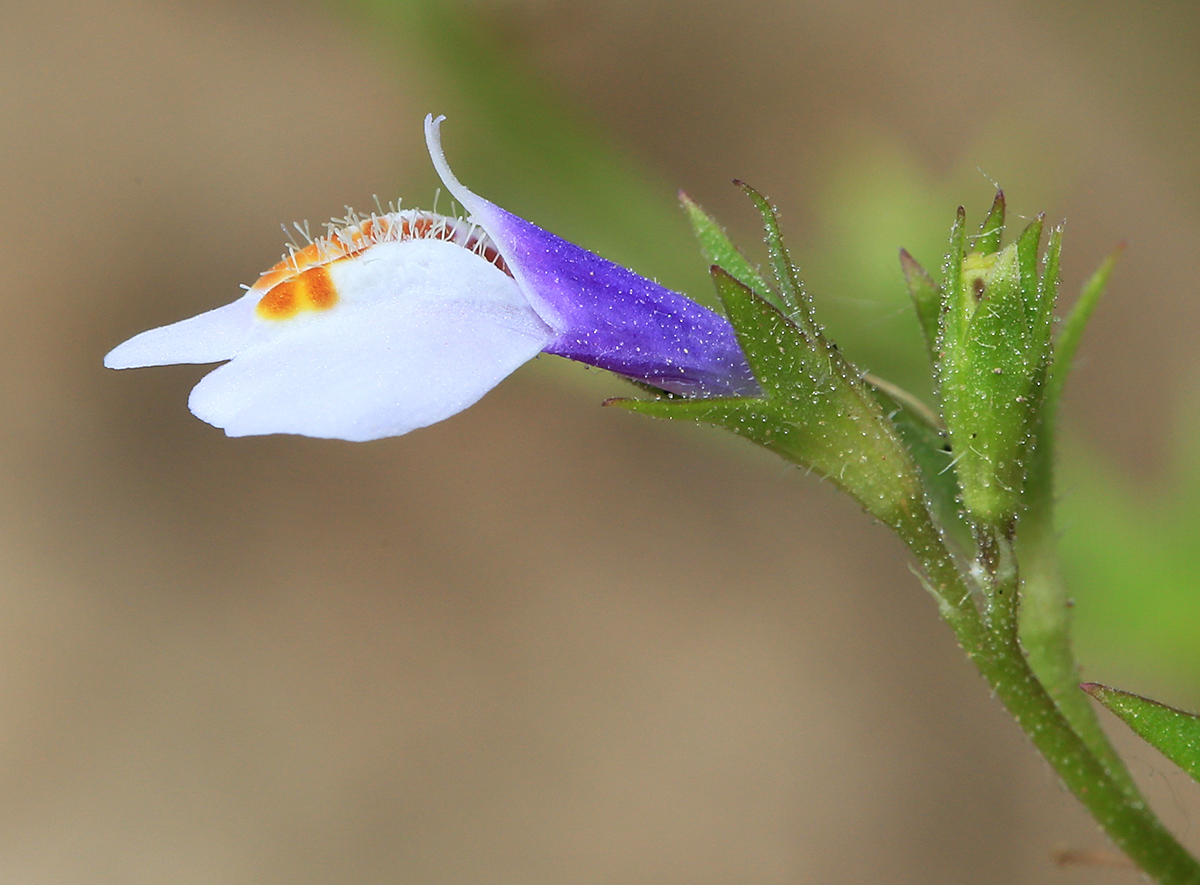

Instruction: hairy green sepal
[679,191,776,305]
[619,266,926,535]
[645,189,935,537]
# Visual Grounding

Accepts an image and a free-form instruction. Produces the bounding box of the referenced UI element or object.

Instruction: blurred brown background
[3,0,1199,881]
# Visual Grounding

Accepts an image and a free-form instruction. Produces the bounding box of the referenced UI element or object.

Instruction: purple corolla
[104,115,757,441]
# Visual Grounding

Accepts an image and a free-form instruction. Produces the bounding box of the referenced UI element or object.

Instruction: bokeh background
[3,0,1200,881]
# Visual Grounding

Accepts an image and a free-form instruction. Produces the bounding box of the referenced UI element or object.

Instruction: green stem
[899,508,1200,885]
[974,631,1198,884]
[1018,493,1141,799]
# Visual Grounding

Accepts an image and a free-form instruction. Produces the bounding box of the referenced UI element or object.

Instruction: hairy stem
[1018,496,1140,799]
[899,507,1200,885]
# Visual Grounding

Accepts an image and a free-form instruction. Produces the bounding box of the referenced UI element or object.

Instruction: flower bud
[934,204,1060,531]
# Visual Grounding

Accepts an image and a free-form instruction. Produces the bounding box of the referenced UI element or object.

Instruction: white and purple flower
[104,115,757,441]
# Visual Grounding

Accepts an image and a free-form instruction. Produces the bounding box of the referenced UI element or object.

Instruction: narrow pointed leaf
[736,181,811,329]
[679,192,777,306]
[1082,683,1200,783]
[1046,248,1121,417]
[612,395,819,458]
[1018,225,1063,505]
[900,248,940,362]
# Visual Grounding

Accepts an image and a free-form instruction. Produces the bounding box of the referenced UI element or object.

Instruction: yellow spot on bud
[962,251,999,303]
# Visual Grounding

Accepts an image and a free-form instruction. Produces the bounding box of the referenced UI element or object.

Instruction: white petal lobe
[104,293,265,369]
[184,238,552,441]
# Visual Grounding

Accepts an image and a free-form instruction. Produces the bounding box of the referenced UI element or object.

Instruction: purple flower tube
[425,116,757,399]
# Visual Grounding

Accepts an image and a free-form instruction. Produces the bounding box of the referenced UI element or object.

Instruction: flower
[104,115,757,441]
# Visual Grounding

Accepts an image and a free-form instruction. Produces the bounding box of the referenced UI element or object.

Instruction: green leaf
[974,190,1006,255]
[1046,248,1121,420]
[856,373,965,548]
[1018,225,1063,517]
[1082,683,1200,783]
[1020,241,1115,546]
[679,192,776,305]
[936,206,968,354]
[613,395,829,465]
[899,248,940,364]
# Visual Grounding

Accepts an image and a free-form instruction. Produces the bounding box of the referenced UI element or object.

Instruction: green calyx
[617,188,930,540]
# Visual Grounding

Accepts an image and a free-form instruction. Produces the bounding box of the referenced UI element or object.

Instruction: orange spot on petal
[256,279,299,319]
[303,265,337,310]
[256,266,338,320]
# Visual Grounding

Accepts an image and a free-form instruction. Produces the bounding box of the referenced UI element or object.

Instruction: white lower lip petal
[187,237,554,441]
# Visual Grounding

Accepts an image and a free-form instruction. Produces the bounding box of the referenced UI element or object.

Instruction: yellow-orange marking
[252,209,508,321]
[256,266,339,320]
